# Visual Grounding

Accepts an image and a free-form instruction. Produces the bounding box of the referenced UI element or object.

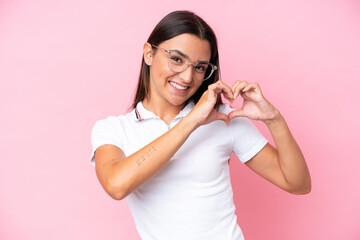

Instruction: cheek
[151,58,172,77]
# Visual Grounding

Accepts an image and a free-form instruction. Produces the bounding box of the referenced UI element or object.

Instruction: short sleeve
[219,104,268,163]
[90,117,124,166]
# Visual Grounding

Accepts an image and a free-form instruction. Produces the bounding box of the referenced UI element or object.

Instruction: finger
[242,82,260,93]
[228,109,245,120]
[216,80,234,101]
[208,81,232,101]
[206,84,225,106]
[230,81,240,103]
[231,80,244,93]
[233,81,248,100]
[207,85,216,99]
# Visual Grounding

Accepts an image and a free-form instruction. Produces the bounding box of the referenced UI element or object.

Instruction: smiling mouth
[169,81,188,90]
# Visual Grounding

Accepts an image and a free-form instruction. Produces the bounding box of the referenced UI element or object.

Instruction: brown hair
[132,10,222,109]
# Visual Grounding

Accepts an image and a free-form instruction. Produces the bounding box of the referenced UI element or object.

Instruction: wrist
[179,114,199,133]
[263,109,283,126]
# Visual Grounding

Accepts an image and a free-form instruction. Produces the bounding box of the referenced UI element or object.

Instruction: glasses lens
[201,64,213,80]
[168,53,186,71]
[168,52,215,80]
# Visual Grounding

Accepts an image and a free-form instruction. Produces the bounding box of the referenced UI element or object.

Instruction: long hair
[132,10,222,109]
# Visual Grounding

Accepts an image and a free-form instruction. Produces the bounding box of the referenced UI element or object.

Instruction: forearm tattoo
[136,146,156,166]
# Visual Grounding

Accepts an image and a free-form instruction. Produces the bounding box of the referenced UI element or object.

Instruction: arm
[94,81,233,200]
[95,116,197,200]
[229,81,311,195]
[245,115,311,194]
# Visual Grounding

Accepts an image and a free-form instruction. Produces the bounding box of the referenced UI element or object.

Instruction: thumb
[228,109,246,120]
[211,110,230,125]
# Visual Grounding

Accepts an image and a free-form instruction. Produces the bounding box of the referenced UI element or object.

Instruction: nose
[178,64,194,83]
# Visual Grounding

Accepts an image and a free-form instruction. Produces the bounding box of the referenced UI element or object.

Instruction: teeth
[170,81,187,90]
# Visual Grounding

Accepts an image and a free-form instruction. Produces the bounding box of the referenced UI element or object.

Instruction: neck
[142,97,186,125]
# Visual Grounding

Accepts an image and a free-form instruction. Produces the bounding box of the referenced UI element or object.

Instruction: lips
[169,81,188,90]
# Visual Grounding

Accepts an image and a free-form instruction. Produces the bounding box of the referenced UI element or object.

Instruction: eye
[171,57,181,63]
[195,64,208,72]
[169,54,184,65]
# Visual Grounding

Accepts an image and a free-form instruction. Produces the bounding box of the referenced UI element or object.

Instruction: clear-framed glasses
[151,44,217,81]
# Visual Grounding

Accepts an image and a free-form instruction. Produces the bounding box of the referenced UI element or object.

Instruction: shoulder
[92,110,135,131]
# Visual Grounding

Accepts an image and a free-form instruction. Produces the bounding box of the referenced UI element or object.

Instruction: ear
[143,42,153,66]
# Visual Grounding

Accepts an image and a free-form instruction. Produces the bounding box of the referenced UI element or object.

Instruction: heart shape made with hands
[215,80,276,122]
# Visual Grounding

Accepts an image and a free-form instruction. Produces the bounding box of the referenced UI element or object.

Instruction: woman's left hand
[228,81,279,123]
[229,81,311,195]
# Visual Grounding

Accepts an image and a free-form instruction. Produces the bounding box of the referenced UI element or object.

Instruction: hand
[188,80,233,127]
[228,81,279,123]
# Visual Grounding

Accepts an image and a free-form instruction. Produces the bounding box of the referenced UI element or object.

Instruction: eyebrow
[170,49,189,59]
[169,49,210,64]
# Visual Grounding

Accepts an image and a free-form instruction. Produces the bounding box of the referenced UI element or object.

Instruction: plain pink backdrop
[1,0,359,239]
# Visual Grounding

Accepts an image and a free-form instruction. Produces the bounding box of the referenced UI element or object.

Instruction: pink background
[1,0,359,239]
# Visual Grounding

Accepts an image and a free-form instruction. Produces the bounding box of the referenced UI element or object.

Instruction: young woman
[90,10,311,240]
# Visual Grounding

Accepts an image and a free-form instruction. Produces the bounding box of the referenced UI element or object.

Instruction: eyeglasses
[151,45,217,81]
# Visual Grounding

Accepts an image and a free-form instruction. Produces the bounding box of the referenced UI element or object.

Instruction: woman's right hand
[187,80,234,127]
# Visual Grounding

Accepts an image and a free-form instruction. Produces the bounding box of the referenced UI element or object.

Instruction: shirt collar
[133,101,195,121]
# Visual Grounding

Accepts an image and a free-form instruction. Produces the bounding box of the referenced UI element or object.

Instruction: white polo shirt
[90,101,268,240]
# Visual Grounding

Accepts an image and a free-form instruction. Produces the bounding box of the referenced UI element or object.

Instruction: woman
[90,10,311,240]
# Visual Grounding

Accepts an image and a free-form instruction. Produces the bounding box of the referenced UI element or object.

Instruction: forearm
[265,112,311,194]
[108,116,197,199]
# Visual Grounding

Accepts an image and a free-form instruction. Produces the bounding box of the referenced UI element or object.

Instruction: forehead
[159,33,211,61]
